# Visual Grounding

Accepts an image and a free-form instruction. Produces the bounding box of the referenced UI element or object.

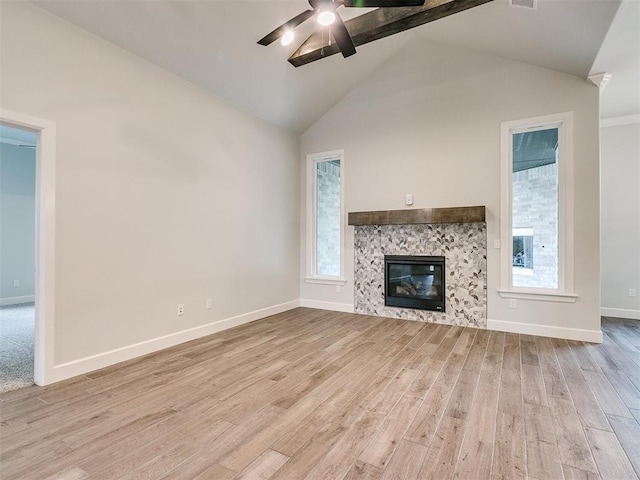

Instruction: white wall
[601,121,640,319]
[301,38,601,339]
[0,143,36,304]
[0,2,300,370]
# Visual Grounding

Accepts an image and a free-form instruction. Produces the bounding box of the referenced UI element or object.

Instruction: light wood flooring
[1,308,640,479]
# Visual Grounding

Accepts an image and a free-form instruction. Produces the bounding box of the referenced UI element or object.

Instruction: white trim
[601,307,640,320]
[600,114,640,128]
[299,299,354,313]
[500,112,575,298]
[0,109,56,387]
[303,277,348,286]
[48,300,300,384]
[0,295,36,306]
[487,318,602,343]
[497,290,578,303]
[587,72,612,92]
[305,149,345,281]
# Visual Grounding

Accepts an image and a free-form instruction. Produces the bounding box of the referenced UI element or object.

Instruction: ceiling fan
[258,0,426,61]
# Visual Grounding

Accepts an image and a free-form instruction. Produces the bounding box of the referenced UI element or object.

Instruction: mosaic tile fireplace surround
[349,207,487,328]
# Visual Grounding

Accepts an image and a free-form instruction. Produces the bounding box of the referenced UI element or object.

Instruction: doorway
[0,124,37,393]
[0,109,56,388]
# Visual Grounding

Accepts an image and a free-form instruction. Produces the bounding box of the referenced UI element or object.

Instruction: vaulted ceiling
[31,0,636,133]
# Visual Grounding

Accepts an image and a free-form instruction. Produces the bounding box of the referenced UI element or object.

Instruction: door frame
[1,108,56,385]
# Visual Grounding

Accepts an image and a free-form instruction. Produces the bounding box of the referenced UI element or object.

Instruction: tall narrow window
[306,150,346,284]
[500,113,576,302]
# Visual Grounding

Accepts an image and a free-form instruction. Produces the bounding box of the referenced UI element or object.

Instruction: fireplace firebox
[384,255,445,312]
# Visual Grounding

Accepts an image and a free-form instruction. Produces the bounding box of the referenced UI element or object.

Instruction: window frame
[304,149,347,285]
[499,112,577,303]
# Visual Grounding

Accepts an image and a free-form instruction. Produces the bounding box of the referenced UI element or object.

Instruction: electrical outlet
[493,239,501,249]
[13,280,20,287]
[206,298,213,309]
[630,289,637,298]
[335,285,341,293]
[509,299,517,309]
[177,304,184,316]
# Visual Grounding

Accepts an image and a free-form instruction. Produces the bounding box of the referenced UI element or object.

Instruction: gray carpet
[0,302,34,394]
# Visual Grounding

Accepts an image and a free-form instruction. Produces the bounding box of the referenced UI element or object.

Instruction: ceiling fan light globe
[317,10,336,26]
[280,31,295,46]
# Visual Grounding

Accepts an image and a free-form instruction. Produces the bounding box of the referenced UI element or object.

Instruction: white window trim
[499,112,576,303]
[304,149,347,285]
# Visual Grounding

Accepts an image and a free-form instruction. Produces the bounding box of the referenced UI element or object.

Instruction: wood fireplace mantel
[348,206,485,226]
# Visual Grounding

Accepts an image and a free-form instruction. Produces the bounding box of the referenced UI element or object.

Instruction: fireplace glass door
[384,256,445,312]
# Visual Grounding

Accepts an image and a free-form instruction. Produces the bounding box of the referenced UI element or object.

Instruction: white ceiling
[589,0,640,119]
[31,0,636,132]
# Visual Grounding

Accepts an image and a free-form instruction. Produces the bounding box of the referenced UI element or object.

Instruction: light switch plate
[405,194,413,206]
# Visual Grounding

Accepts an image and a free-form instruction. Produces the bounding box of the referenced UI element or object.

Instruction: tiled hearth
[351,208,487,328]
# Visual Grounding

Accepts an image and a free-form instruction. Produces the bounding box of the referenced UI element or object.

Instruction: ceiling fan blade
[331,14,356,58]
[343,0,425,6]
[258,9,315,46]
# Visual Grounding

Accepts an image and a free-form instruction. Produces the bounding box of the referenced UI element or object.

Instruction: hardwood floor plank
[42,467,89,480]
[234,449,289,480]
[378,439,428,480]
[303,410,385,480]
[192,464,236,480]
[405,358,445,398]
[526,439,564,480]
[562,464,602,480]
[546,396,598,473]
[498,365,523,417]
[418,416,466,479]
[366,368,419,415]
[358,394,423,469]
[218,395,323,472]
[584,426,637,480]
[606,414,640,477]
[583,370,633,418]
[520,335,540,366]
[536,337,571,400]
[454,381,499,479]
[568,341,604,374]
[403,352,466,446]
[271,401,338,457]
[524,403,556,444]
[522,364,547,406]
[343,461,385,480]
[444,369,479,421]
[491,412,526,480]
[599,368,640,411]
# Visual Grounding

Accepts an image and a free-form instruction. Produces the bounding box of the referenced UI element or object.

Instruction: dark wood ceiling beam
[288,0,493,67]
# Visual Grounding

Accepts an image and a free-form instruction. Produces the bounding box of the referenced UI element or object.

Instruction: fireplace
[384,255,445,312]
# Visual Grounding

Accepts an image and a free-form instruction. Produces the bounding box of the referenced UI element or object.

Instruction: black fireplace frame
[384,255,446,312]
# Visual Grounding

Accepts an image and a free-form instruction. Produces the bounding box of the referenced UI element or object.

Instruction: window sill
[498,289,578,303]
[304,277,348,286]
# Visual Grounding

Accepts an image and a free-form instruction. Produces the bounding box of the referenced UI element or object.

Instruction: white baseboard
[0,295,35,306]
[487,319,603,343]
[299,299,354,313]
[601,307,640,321]
[49,300,300,384]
